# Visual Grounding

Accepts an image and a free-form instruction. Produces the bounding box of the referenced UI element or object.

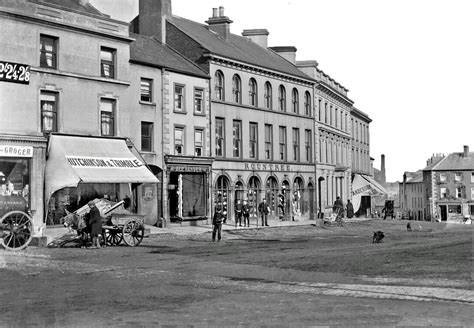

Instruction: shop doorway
[308,182,314,220]
[247,176,261,220]
[266,176,278,216]
[439,205,447,221]
[214,175,230,220]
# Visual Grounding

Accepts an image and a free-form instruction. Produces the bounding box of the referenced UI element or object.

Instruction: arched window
[249,78,258,107]
[215,175,230,219]
[264,82,272,109]
[215,70,224,100]
[248,176,261,214]
[266,176,279,213]
[291,88,299,114]
[278,85,286,111]
[232,74,242,104]
[304,91,311,116]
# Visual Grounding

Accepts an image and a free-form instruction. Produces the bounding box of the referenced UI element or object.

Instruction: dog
[407,222,412,232]
[372,230,385,243]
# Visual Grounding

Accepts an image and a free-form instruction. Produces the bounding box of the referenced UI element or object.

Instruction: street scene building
[1,0,384,242]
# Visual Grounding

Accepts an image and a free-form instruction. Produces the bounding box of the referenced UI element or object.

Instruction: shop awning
[351,174,387,213]
[45,134,159,204]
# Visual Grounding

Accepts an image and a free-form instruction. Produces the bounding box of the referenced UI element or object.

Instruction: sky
[90,0,474,182]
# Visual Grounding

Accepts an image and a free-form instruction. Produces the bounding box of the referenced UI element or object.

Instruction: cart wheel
[122,219,144,247]
[105,229,123,246]
[0,211,34,251]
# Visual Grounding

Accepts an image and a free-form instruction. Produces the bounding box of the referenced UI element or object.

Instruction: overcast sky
[90,0,474,182]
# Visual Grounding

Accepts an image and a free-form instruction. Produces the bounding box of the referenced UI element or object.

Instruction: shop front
[44,134,159,226]
[212,162,316,224]
[351,174,387,217]
[0,137,47,237]
[437,199,471,223]
[164,156,213,223]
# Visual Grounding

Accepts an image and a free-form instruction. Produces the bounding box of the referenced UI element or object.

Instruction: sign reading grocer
[66,156,144,169]
[0,145,33,158]
[0,61,30,84]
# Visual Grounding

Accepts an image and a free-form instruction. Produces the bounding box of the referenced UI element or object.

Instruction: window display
[0,158,30,217]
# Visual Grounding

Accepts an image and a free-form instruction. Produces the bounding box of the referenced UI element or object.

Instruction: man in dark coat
[212,205,225,242]
[88,200,102,248]
[242,200,250,227]
[346,199,354,219]
[258,199,270,226]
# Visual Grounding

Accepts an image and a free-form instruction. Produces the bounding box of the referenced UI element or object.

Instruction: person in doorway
[242,200,250,227]
[212,205,225,242]
[346,199,354,219]
[258,198,270,226]
[235,199,243,227]
[88,200,102,248]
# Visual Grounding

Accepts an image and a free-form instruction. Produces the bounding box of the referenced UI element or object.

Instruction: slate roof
[169,16,315,81]
[130,33,209,79]
[404,170,423,183]
[427,151,474,171]
[29,0,108,17]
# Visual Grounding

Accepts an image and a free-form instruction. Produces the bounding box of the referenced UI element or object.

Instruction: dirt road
[0,219,472,327]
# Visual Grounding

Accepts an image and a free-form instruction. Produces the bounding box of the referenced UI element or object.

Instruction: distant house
[399,170,425,220]
[423,146,473,222]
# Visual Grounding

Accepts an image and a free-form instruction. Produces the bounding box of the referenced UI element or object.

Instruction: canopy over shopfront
[351,174,387,213]
[45,134,158,206]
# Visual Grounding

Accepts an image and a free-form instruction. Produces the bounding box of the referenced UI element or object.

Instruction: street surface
[0,219,472,327]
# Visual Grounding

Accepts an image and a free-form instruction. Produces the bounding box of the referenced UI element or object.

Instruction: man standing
[212,205,225,242]
[242,200,250,227]
[258,198,270,227]
[235,199,243,227]
[88,200,102,248]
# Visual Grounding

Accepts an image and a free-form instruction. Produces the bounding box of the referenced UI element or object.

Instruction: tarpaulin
[45,134,158,206]
[351,174,387,213]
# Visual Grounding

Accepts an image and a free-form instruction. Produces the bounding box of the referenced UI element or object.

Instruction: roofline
[205,54,316,86]
[351,107,372,123]
[316,82,354,107]
[130,59,210,79]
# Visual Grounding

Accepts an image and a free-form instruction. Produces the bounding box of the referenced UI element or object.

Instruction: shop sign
[0,61,30,84]
[244,163,291,172]
[66,156,143,169]
[170,165,209,173]
[0,145,33,158]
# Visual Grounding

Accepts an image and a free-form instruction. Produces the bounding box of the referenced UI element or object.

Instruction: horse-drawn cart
[60,199,145,248]
[0,195,34,251]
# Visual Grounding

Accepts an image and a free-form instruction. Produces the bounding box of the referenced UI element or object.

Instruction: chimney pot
[463,145,469,157]
[219,6,225,17]
[212,8,218,18]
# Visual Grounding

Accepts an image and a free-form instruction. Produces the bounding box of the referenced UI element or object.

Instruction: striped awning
[351,174,387,213]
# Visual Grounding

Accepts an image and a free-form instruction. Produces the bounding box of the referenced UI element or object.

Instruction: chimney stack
[242,29,269,48]
[137,0,172,43]
[206,6,233,40]
[463,145,469,157]
[269,46,298,64]
[381,154,386,184]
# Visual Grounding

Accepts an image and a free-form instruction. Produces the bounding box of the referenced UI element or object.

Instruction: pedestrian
[258,198,270,226]
[235,199,243,227]
[346,199,354,219]
[88,200,102,248]
[242,199,250,227]
[212,205,225,242]
[333,196,344,218]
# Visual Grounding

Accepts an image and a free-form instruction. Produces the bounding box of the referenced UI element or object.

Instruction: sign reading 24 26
[0,61,30,84]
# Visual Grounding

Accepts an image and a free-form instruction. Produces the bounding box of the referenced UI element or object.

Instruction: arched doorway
[292,177,304,219]
[308,182,314,220]
[266,176,278,216]
[318,177,325,218]
[247,176,261,220]
[215,175,230,220]
[280,180,290,220]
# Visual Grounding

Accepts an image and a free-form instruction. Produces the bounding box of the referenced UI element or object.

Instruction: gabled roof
[169,16,314,82]
[404,170,423,183]
[429,151,474,171]
[130,33,209,79]
[28,0,108,17]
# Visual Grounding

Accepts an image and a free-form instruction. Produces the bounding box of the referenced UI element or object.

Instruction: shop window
[264,82,272,109]
[266,176,278,213]
[448,205,461,214]
[100,98,115,136]
[194,88,204,114]
[194,129,203,157]
[232,120,242,158]
[40,34,58,69]
[174,84,185,112]
[265,124,273,160]
[100,47,115,78]
[215,70,224,100]
[279,126,287,161]
[249,78,257,107]
[278,85,286,111]
[232,74,241,104]
[291,88,299,114]
[215,175,229,220]
[140,78,152,102]
[215,118,225,157]
[249,123,258,159]
[40,91,58,133]
[292,128,300,161]
[141,122,153,152]
[174,127,184,155]
[0,158,30,217]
